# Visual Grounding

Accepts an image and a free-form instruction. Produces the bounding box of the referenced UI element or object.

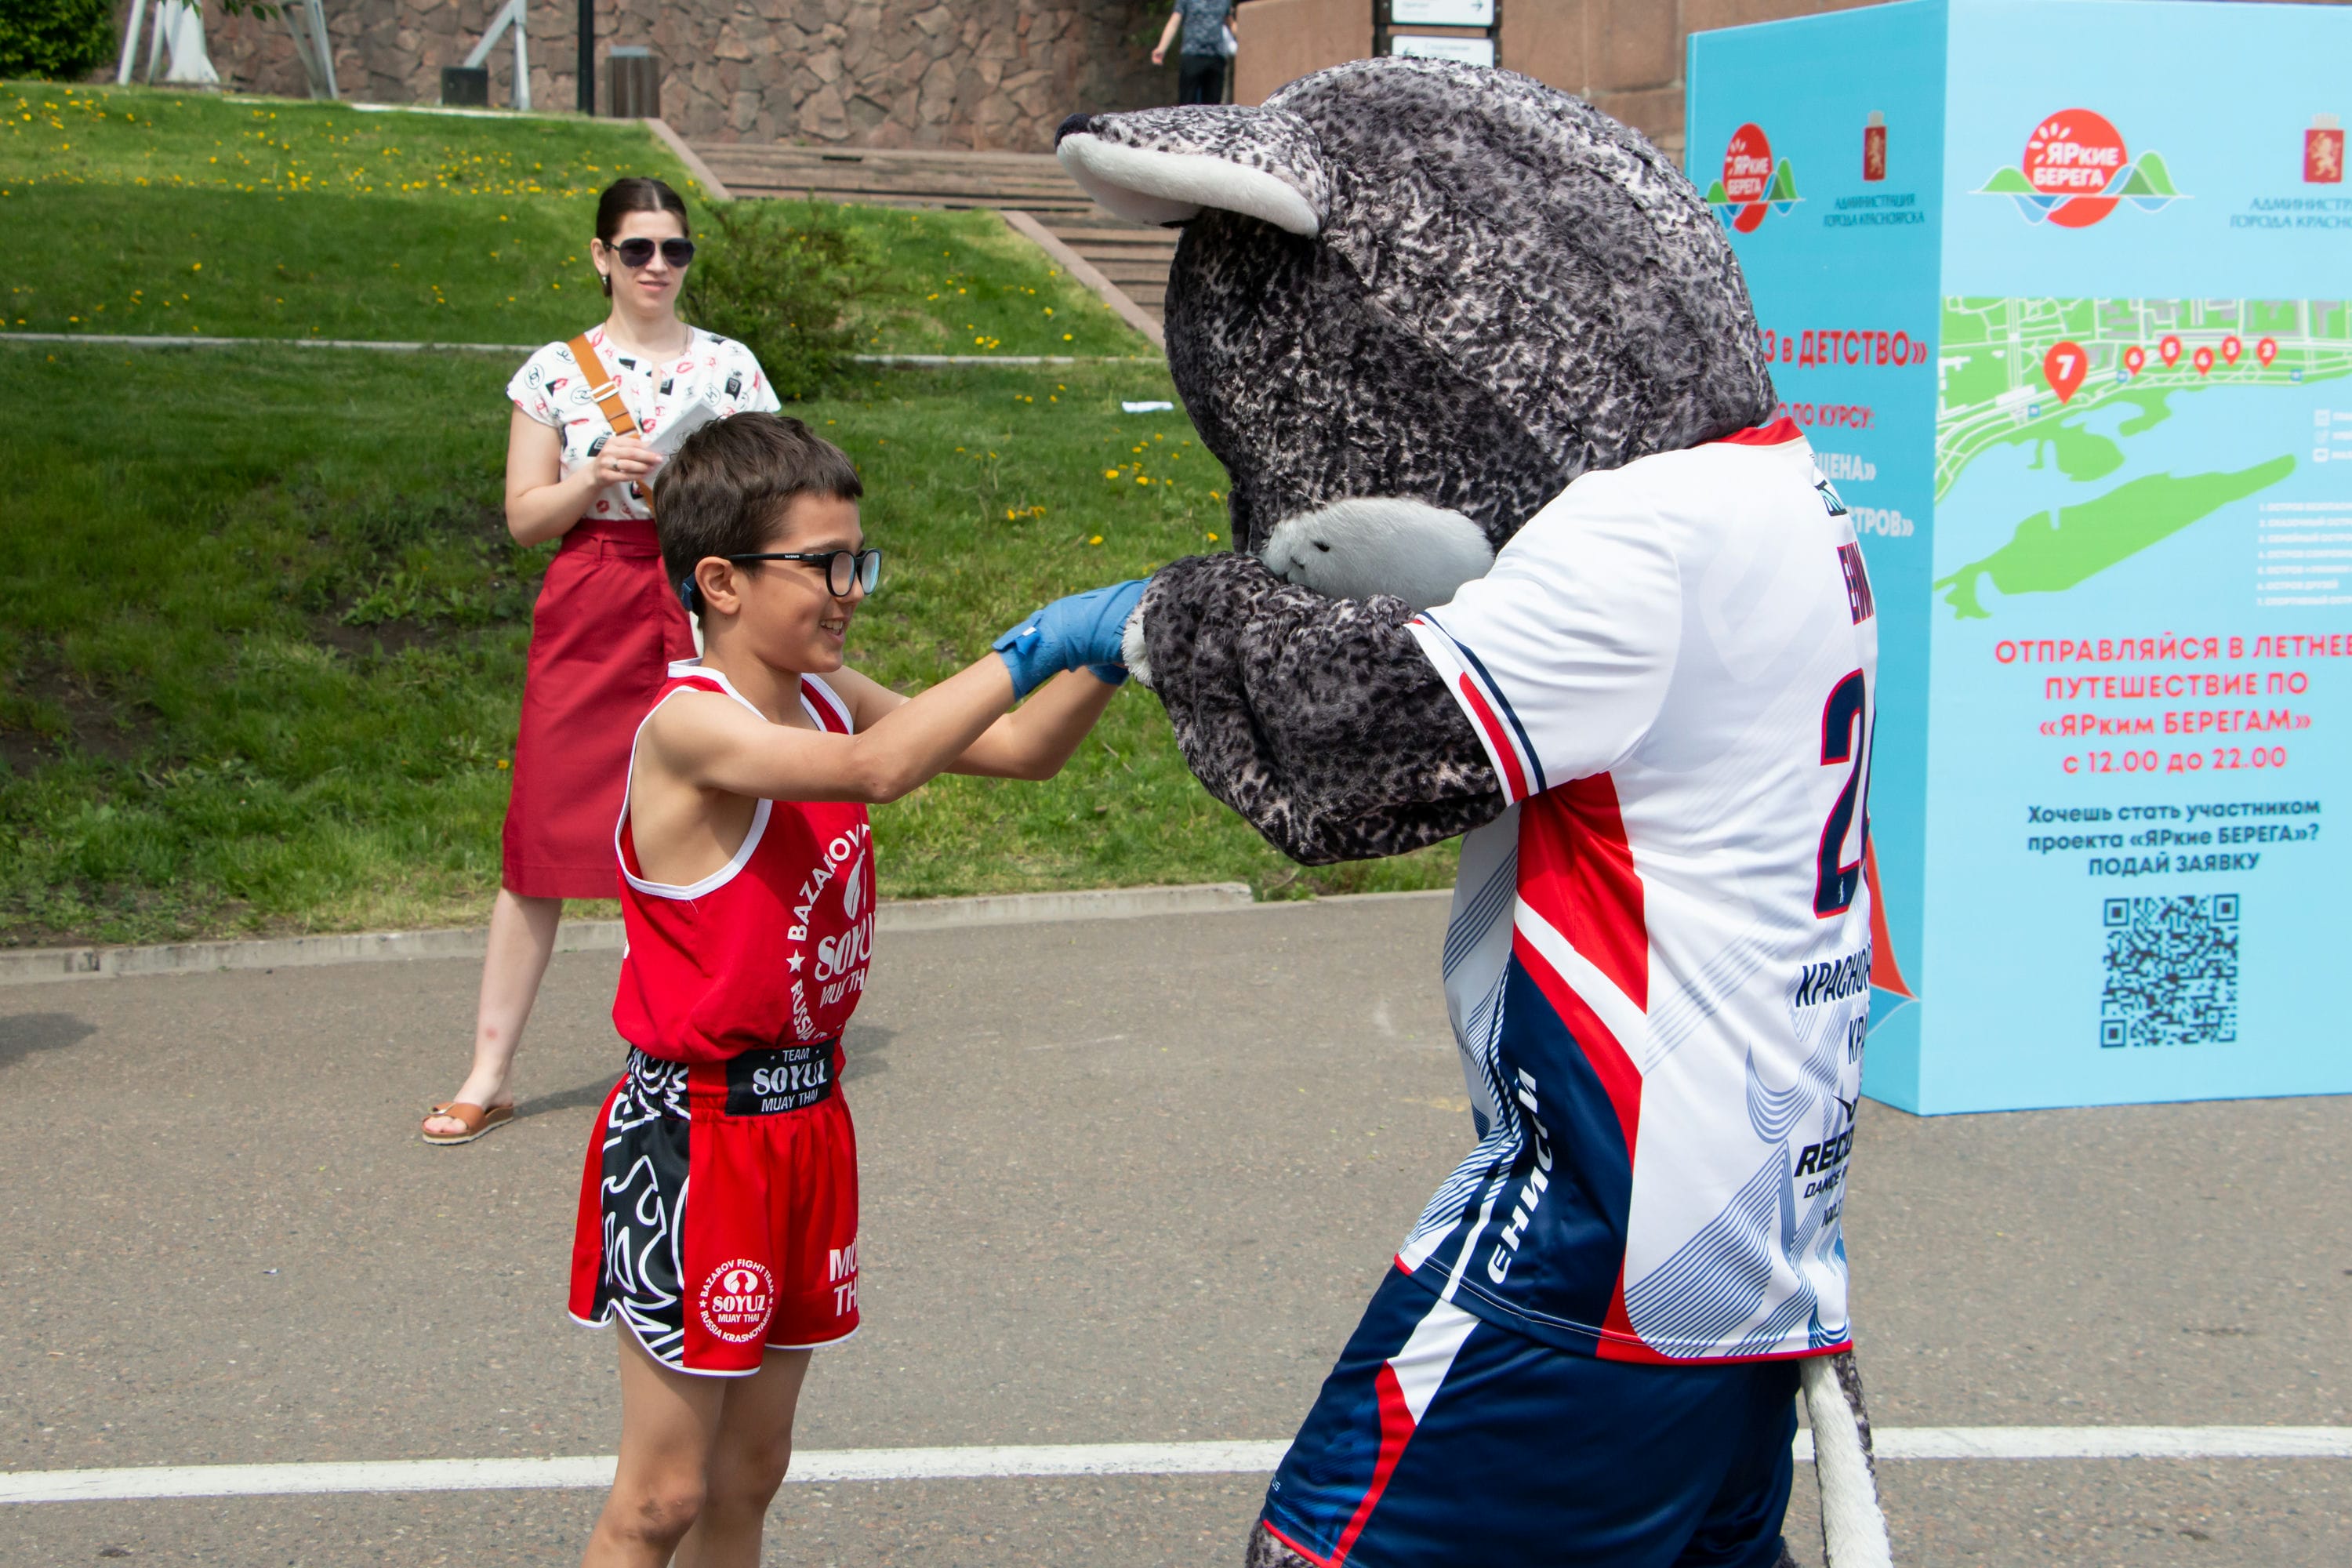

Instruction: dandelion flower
[1088,535,1104,545]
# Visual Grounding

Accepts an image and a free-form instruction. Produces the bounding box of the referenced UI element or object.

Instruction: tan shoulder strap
[568,332,640,440]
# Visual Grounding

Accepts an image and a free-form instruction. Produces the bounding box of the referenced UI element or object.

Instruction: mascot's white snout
[1123,496,1495,691]
[1258,498,1496,612]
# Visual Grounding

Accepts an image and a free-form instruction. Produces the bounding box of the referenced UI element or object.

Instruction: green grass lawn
[0,82,1453,945]
[0,343,1453,946]
[2,82,1144,357]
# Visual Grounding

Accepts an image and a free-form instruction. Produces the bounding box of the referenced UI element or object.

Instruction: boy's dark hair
[653,413,864,608]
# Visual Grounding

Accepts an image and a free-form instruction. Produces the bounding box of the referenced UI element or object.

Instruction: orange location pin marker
[2122,346,2146,376]
[2193,345,2215,376]
[2257,336,2279,366]
[2159,335,2182,368]
[2221,335,2243,365]
[2044,339,2088,402]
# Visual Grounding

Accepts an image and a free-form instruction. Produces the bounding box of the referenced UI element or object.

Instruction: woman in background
[424,176,779,1144]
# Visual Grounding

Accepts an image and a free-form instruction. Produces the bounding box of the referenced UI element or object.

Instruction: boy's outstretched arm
[826,665,1121,782]
[652,582,1144,804]
[653,654,1019,805]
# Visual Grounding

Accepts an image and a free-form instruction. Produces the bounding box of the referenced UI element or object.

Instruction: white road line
[4,1428,2348,1505]
[1828,1426,2352,1461]
[0,1442,1291,1504]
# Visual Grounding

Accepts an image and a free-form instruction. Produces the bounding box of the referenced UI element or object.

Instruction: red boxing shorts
[569,1044,860,1375]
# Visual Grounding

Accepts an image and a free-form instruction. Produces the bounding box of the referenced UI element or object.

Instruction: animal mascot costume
[1057,60,1896,1568]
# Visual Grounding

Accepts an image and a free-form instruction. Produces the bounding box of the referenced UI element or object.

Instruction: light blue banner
[1691,0,2352,1112]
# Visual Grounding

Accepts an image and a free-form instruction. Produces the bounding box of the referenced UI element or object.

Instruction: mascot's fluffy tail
[1802,1350,1893,1568]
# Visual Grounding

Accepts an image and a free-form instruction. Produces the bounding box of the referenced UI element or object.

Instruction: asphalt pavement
[3,895,2347,1565]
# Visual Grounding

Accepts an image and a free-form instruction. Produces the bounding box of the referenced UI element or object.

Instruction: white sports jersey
[1401,419,1879,1363]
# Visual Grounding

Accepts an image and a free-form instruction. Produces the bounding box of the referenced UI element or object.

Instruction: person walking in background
[1151,0,1237,107]
[423,176,781,1145]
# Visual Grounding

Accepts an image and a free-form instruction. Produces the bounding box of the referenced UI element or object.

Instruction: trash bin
[441,65,490,108]
[606,47,659,119]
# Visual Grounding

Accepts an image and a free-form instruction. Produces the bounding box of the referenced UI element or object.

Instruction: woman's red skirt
[502,518,695,899]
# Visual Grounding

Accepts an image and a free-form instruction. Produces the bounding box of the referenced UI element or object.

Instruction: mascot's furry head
[1058,56,1778,612]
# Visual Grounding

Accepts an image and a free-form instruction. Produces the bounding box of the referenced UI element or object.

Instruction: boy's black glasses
[726,548,884,597]
[612,237,695,268]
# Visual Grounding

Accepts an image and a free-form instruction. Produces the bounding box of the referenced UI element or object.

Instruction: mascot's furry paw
[1243,1522,1313,1568]
[1135,553,1503,863]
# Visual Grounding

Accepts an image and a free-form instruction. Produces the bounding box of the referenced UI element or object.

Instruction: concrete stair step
[689,139,1175,326]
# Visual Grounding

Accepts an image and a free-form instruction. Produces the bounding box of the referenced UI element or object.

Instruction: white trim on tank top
[612,659,853,902]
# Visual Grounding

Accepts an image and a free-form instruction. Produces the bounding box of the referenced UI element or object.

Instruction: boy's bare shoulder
[641,685,756,760]
[817,662,905,728]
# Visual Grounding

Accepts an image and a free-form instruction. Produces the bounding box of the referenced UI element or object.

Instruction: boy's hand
[993,580,1148,700]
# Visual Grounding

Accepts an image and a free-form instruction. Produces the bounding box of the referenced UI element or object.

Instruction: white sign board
[1390,34,1497,67]
[1389,0,1494,26]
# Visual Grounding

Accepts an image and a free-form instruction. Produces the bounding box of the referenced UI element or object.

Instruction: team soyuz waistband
[620,1041,841,1119]
[722,1042,837,1116]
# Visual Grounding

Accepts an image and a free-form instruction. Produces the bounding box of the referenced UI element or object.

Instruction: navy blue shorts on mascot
[1262,1268,1798,1568]
[1054,60,1900,1568]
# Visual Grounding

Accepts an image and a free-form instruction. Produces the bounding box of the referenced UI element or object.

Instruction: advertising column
[1691,0,2352,1112]
[1929,0,2351,1111]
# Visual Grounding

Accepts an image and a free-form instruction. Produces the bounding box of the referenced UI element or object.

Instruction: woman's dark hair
[654,413,865,612]
[594,177,690,297]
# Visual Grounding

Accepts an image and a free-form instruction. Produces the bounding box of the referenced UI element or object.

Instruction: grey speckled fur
[1070,58,1777,866]
[1139,554,1502,864]
[1068,102,1333,222]
[1157,57,1775,558]
[1243,1523,1309,1568]
[1834,1347,1878,1478]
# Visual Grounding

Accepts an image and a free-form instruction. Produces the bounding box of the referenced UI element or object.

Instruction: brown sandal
[421,1102,514,1145]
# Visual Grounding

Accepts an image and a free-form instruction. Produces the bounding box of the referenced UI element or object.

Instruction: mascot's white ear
[1054,106,1329,238]
[1260,498,1497,612]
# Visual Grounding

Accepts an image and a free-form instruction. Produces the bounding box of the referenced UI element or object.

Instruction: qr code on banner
[2100,895,2239,1048]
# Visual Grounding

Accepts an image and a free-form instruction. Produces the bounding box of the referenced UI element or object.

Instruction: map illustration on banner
[1935,296,2352,620]
[1689,0,2352,1114]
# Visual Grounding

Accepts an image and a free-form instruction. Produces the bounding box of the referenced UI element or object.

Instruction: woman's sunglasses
[726,548,884,598]
[610,237,695,268]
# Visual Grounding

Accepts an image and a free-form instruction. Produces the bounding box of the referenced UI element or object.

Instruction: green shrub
[0,0,117,80]
[684,199,888,402]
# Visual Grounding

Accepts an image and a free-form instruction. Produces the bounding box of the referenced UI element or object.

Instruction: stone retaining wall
[154,0,1168,151]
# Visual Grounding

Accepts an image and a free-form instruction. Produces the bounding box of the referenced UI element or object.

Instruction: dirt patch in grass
[0,661,159,773]
[308,614,448,663]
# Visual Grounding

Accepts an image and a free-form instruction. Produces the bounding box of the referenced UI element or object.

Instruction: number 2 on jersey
[1814,670,1871,917]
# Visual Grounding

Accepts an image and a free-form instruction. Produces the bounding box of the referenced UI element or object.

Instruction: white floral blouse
[506,325,781,521]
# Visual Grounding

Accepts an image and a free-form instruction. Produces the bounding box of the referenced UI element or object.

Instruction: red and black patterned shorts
[568,1044,860,1375]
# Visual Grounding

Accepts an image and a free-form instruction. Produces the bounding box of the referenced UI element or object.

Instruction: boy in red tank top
[569,413,1141,1567]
